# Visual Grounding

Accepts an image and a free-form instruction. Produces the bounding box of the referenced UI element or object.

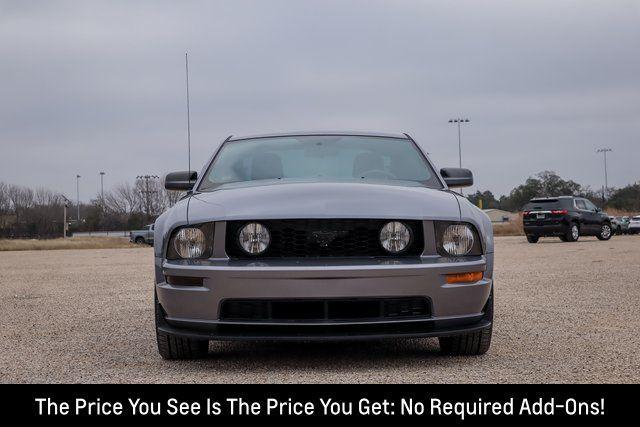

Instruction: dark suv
[522,196,613,243]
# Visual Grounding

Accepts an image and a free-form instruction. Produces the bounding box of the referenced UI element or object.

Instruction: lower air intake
[220,297,431,322]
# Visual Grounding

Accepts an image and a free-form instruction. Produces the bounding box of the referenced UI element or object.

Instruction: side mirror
[440,168,473,188]
[164,171,197,191]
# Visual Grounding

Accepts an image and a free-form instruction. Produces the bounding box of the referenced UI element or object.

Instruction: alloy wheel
[571,225,579,240]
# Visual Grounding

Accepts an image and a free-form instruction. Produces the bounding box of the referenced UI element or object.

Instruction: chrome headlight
[238,222,271,255]
[167,223,214,259]
[435,222,482,256]
[379,221,412,253]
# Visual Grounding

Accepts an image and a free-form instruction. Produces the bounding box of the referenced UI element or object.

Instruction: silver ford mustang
[153,131,494,359]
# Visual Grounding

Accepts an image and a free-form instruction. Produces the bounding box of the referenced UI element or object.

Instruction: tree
[135,176,164,221]
[536,171,581,197]
[500,177,543,211]
[0,182,11,229]
[105,182,140,216]
[607,183,640,212]
[25,188,65,237]
[467,190,500,209]
[0,182,9,212]
[500,171,583,211]
[0,178,186,237]
[7,184,34,223]
[163,187,184,209]
[84,198,104,231]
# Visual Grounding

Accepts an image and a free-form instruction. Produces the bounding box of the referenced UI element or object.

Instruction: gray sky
[1,0,639,201]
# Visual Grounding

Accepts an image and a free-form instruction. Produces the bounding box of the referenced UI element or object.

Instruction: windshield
[198,135,442,191]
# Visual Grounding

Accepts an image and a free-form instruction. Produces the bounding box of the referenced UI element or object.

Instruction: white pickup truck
[129,224,154,245]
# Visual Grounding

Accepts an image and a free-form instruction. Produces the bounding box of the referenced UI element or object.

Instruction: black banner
[1,384,634,422]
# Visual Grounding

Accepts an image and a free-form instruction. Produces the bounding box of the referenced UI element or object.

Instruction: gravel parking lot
[1,235,639,383]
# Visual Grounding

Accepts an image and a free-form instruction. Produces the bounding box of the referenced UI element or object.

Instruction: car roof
[529,196,574,201]
[227,131,410,142]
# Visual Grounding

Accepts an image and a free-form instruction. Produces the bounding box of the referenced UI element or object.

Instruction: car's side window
[575,199,587,210]
[583,200,597,212]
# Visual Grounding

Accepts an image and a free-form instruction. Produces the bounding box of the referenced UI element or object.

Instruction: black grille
[225,219,423,258]
[220,298,431,322]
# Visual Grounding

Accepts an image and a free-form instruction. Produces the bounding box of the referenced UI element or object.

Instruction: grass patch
[0,237,142,251]
[493,215,524,236]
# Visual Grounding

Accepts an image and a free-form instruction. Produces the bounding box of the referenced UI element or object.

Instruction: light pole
[136,175,160,222]
[61,195,70,238]
[596,148,612,202]
[76,174,81,222]
[448,118,470,168]
[99,171,106,208]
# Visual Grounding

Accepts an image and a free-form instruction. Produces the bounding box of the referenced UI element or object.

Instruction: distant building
[483,209,517,223]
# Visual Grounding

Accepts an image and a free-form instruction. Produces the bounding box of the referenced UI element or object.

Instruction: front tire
[526,235,539,243]
[564,223,580,242]
[155,293,209,360]
[439,290,493,356]
[597,223,613,241]
[135,236,145,244]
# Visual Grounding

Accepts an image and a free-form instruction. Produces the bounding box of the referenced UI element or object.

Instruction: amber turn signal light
[445,271,483,284]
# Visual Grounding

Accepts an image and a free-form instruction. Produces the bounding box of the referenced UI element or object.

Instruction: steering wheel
[358,169,397,180]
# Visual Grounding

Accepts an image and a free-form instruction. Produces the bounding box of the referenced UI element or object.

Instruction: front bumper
[155,255,493,341]
[156,316,492,341]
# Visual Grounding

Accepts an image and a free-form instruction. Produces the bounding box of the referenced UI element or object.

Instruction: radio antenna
[185,52,192,182]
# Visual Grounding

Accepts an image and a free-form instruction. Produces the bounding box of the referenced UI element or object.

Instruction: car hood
[187,181,461,223]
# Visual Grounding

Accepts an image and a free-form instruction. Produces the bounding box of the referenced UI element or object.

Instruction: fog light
[238,222,271,255]
[379,221,411,253]
[445,271,483,284]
